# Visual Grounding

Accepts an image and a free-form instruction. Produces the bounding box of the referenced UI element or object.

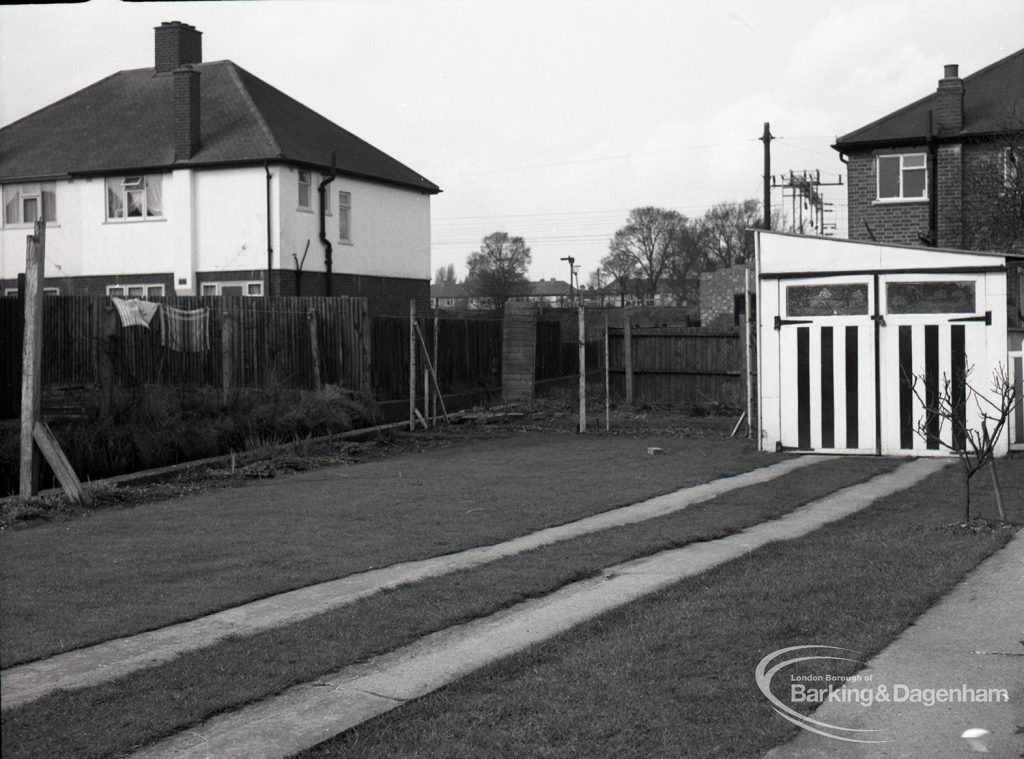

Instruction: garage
[755,231,1014,457]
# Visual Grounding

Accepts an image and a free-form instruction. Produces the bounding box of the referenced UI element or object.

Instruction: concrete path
[129,458,946,759]
[1,455,822,711]
[763,530,1024,759]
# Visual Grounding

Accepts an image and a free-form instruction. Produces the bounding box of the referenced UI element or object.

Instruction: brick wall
[699,264,749,330]
[501,301,538,400]
[0,272,176,296]
[936,143,962,247]
[847,151,931,245]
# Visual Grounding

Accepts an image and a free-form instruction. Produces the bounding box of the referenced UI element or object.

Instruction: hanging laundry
[111,297,160,328]
[160,305,210,352]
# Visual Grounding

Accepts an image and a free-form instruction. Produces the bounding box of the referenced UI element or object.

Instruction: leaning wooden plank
[32,421,92,507]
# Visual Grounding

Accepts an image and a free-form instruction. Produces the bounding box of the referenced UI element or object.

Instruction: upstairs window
[3,183,57,226]
[106,175,163,220]
[877,153,927,201]
[298,171,311,209]
[338,190,352,243]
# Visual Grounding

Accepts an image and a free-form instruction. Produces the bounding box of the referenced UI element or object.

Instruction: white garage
[754,231,1014,457]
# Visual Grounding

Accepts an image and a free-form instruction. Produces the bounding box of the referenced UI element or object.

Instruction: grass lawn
[293,461,1023,759]
[0,457,897,759]
[0,430,783,666]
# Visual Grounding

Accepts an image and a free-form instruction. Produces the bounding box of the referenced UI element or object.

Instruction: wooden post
[423,319,430,428]
[308,308,323,391]
[98,306,117,418]
[33,421,91,506]
[220,311,234,404]
[415,322,450,423]
[604,313,610,432]
[744,267,755,439]
[623,313,634,406]
[432,314,440,425]
[360,300,371,394]
[19,219,45,499]
[578,304,586,433]
[409,299,416,432]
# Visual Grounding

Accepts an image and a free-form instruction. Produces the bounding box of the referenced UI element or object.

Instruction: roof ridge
[223,61,282,158]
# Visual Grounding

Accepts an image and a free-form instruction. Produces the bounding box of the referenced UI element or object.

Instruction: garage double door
[775,273,993,455]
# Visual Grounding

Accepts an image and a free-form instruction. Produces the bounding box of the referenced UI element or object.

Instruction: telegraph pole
[760,122,773,229]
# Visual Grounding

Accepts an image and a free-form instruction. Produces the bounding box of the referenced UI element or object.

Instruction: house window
[877,153,927,200]
[106,175,163,220]
[3,183,57,226]
[107,284,165,298]
[298,171,311,210]
[200,281,264,296]
[3,287,60,296]
[338,191,351,243]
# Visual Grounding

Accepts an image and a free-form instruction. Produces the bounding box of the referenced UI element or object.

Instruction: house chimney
[936,62,964,134]
[155,21,202,74]
[173,65,201,160]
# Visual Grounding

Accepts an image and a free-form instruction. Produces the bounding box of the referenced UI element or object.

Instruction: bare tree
[910,363,1017,522]
[603,207,693,302]
[958,124,1024,256]
[434,263,457,286]
[465,232,531,310]
[696,199,764,270]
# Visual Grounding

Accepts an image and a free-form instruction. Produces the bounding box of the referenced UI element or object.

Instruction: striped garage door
[777,273,996,456]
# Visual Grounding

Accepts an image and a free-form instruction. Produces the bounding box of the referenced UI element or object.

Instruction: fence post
[578,304,586,433]
[360,300,371,394]
[98,307,117,418]
[433,314,440,424]
[19,219,45,499]
[744,267,755,439]
[308,307,322,391]
[604,313,610,431]
[623,313,634,406]
[409,299,416,431]
[220,310,234,404]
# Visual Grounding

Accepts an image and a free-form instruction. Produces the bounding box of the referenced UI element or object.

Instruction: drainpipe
[265,163,274,297]
[319,151,336,297]
[926,110,938,247]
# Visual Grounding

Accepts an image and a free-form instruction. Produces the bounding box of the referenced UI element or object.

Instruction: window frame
[199,281,264,297]
[3,182,58,227]
[106,284,165,299]
[875,152,928,203]
[298,171,312,211]
[105,174,164,222]
[338,190,352,243]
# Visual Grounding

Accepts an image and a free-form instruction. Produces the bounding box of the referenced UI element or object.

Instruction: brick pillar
[502,301,538,400]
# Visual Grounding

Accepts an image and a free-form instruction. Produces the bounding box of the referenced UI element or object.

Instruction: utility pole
[560,256,575,304]
[760,122,773,230]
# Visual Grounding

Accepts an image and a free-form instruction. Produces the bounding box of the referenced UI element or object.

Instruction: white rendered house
[0,22,439,317]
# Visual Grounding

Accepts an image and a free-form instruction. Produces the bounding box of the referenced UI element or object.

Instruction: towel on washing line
[160,304,211,352]
[111,297,160,328]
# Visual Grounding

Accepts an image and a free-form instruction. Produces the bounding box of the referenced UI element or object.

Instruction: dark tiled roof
[834,49,1024,149]
[430,282,467,298]
[0,61,440,193]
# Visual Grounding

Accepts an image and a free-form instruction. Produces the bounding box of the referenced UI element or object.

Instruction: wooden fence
[607,325,744,409]
[1,296,504,419]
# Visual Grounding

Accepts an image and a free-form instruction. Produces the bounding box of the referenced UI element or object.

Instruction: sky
[2,0,1022,283]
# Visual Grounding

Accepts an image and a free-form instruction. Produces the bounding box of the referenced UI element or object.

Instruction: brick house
[832,50,1023,334]
[0,21,440,317]
[831,50,1024,450]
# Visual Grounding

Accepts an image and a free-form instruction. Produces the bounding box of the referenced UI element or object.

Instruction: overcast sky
[2,0,1021,282]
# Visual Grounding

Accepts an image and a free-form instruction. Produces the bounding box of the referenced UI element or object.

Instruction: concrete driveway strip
[763,529,1024,759]
[129,457,946,759]
[1,455,821,711]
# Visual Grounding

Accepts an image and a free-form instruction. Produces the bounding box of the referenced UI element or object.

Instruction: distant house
[0,21,440,317]
[431,279,575,311]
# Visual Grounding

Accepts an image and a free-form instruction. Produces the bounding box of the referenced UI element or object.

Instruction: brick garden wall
[699,264,749,330]
[501,301,538,400]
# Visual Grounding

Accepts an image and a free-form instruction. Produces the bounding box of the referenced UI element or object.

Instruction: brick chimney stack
[173,65,201,160]
[936,63,964,134]
[155,21,202,74]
